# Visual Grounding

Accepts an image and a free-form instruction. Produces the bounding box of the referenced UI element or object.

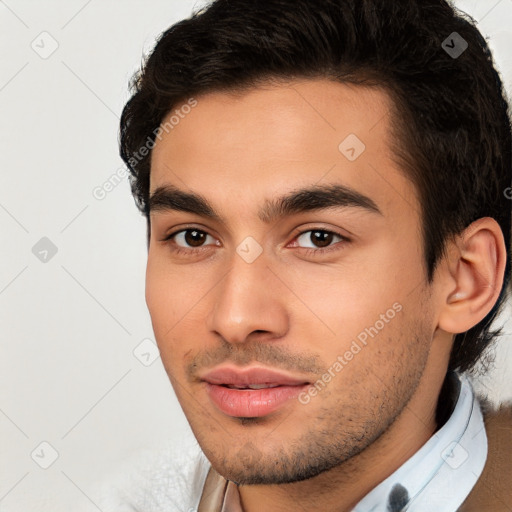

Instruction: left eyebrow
[147,183,382,224]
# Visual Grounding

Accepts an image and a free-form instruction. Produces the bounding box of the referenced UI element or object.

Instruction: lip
[201,365,310,387]
[201,365,310,418]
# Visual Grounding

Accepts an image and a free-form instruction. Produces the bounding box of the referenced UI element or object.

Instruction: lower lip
[205,383,308,418]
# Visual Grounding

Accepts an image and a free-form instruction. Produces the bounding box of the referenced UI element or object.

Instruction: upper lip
[200,365,310,387]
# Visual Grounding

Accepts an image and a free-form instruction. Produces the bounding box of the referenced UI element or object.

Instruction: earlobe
[438,217,506,334]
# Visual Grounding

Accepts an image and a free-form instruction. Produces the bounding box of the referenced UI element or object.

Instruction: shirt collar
[198,372,487,512]
[353,372,487,511]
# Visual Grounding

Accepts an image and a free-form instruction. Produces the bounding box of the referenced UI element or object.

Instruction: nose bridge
[206,249,288,343]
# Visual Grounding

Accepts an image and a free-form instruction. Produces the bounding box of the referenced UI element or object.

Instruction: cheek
[291,263,425,376]
[145,257,207,370]
[290,263,404,342]
[145,252,193,325]
[145,258,182,354]
[145,268,170,330]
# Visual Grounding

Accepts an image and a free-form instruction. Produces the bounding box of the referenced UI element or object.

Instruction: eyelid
[288,224,351,242]
[287,227,350,256]
[159,224,217,243]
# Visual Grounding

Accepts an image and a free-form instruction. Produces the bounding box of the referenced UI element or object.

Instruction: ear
[437,217,507,334]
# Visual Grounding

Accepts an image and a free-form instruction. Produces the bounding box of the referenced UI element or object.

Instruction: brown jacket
[459,402,512,511]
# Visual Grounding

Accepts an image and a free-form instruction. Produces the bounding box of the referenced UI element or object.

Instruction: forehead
[149,79,418,222]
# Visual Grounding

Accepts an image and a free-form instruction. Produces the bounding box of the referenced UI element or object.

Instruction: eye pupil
[185,229,206,247]
[312,230,333,248]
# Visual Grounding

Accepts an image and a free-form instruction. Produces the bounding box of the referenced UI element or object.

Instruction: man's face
[146,79,443,484]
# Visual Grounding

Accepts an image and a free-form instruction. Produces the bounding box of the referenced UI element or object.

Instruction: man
[108,0,512,510]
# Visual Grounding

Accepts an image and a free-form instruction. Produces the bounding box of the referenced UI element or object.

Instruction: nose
[205,250,289,344]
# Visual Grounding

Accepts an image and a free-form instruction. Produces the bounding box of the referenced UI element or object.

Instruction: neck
[238,371,454,512]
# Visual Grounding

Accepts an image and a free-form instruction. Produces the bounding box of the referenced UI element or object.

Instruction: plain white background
[0,1,511,510]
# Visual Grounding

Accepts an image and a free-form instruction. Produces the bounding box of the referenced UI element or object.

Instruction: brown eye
[183,229,208,247]
[310,230,334,248]
[296,229,345,249]
[163,228,217,250]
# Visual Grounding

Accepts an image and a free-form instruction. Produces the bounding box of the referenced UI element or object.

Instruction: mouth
[221,383,282,390]
[200,365,311,418]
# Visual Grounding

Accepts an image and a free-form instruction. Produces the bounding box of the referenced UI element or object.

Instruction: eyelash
[160,227,350,257]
